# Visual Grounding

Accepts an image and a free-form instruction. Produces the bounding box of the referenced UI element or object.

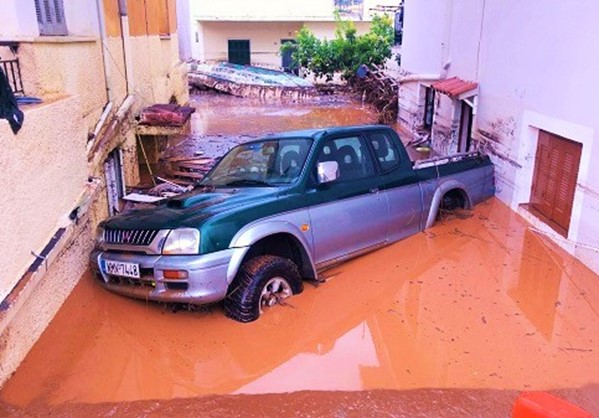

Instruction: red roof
[432,77,478,98]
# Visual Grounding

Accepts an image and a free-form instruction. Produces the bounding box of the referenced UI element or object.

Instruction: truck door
[306,135,389,266]
[366,130,422,241]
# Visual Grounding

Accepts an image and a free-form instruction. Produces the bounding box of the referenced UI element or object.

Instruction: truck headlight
[162,228,200,255]
[96,226,105,244]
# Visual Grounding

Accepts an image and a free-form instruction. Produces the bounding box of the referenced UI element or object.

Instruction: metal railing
[0,57,24,95]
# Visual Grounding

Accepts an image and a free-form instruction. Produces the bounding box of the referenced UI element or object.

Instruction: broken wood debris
[162,155,217,185]
[351,64,398,124]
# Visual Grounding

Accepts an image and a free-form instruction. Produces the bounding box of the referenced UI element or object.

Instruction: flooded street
[1,94,598,416]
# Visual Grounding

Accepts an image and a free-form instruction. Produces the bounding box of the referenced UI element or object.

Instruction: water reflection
[2,93,599,407]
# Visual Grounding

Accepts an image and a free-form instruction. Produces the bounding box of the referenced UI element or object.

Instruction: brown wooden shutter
[34,0,68,36]
[530,131,582,235]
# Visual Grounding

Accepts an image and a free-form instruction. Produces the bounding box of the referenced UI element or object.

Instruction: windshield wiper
[223,179,273,187]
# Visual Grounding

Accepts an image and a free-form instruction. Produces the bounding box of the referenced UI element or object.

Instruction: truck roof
[264,124,393,140]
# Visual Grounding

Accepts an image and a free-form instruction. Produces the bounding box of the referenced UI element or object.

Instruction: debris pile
[352,64,398,124]
[137,104,195,127]
[189,63,317,101]
[162,155,217,185]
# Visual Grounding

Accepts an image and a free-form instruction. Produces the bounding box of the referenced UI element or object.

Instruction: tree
[282,13,394,82]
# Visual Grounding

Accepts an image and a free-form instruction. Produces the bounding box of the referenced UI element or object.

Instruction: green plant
[281,13,394,81]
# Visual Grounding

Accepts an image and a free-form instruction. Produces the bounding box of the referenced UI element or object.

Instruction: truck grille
[104,229,159,246]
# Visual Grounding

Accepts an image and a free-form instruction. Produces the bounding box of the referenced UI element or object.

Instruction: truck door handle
[370,188,379,194]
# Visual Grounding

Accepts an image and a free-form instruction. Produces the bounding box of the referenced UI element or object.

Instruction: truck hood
[101,187,280,231]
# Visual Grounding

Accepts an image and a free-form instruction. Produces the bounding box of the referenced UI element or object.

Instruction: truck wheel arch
[425,181,472,229]
[226,221,317,284]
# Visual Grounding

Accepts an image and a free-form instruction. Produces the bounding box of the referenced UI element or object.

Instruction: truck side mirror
[317,161,339,184]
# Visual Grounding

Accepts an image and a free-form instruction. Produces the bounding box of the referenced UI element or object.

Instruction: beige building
[182,0,400,69]
[397,0,599,274]
[0,0,188,385]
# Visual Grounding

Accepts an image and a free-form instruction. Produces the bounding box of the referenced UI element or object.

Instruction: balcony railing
[0,55,24,95]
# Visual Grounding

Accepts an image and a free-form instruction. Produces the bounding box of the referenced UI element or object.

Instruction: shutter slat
[530,130,582,235]
[36,0,68,36]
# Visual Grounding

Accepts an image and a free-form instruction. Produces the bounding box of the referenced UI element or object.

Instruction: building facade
[397,0,599,273]
[0,0,188,385]
[181,0,400,69]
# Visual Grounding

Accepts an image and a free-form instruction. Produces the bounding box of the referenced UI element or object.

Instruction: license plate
[102,260,140,279]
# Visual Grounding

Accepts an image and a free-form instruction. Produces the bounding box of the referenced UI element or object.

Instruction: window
[368,132,400,172]
[228,40,250,66]
[34,0,68,36]
[530,131,582,235]
[317,136,375,182]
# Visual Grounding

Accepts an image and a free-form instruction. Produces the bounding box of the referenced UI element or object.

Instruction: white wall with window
[0,0,99,38]
[399,0,599,272]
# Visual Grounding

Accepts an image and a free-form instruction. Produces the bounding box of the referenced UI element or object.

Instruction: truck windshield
[200,138,313,187]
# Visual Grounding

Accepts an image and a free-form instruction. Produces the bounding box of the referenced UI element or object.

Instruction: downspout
[398,60,451,84]
[118,0,135,94]
[95,0,112,102]
[88,0,136,155]
[91,0,113,142]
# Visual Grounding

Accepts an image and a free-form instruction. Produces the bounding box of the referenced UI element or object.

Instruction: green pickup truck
[90,125,495,322]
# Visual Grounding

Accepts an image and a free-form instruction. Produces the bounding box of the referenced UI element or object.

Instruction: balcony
[0,42,24,95]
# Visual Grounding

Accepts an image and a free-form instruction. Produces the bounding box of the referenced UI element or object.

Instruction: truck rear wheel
[224,255,303,323]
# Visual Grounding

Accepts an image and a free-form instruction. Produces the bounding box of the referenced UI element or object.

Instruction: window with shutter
[530,130,582,235]
[34,0,68,36]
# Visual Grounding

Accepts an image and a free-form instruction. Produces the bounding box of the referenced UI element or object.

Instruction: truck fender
[226,220,317,284]
[425,179,472,229]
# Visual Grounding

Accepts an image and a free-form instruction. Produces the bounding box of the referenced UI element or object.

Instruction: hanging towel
[0,67,24,134]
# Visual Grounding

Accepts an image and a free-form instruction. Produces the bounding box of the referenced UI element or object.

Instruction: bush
[282,13,394,81]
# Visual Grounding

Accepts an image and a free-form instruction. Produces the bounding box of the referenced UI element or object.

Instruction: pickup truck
[90,125,495,322]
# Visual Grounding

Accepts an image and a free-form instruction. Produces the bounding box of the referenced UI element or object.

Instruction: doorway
[458,101,473,152]
[281,39,297,74]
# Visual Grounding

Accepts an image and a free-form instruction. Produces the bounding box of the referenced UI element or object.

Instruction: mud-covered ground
[161,91,422,165]
[1,93,598,417]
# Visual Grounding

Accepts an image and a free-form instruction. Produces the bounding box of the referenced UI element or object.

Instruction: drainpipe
[118,0,135,94]
[90,0,114,142]
[441,0,454,74]
[398,60,451,84]
[95,0,112,102]
[399,73,442,84]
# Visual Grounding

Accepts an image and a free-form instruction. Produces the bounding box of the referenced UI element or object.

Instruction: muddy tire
[224,255,303,323]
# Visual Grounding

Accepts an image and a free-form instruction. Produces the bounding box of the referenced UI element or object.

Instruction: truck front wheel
[224,255,303,323]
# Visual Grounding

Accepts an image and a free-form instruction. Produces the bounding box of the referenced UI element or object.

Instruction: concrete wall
[0,97,88,302]
[197,20,372,67]
[199,21,302,66]
[0,0,99,38]
[16,39,107,133]
[192,0,399,21]
[398,0,599,273]
[129,35,189,108]
[0,0,188,386]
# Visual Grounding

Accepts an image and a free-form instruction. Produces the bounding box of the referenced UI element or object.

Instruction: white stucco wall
[192,0,399,21]
[399,0,599,272]
[0,2,38,38]
[0,96,88,302]
[197,19,374,66]
[399,0,445,75]
[63,0,100,36]
[199,21,303,66]
[177,0,193,61]
[0,0,99,38]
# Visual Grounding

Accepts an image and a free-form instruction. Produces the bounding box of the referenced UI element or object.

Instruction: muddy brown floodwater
[1,94,599,417]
